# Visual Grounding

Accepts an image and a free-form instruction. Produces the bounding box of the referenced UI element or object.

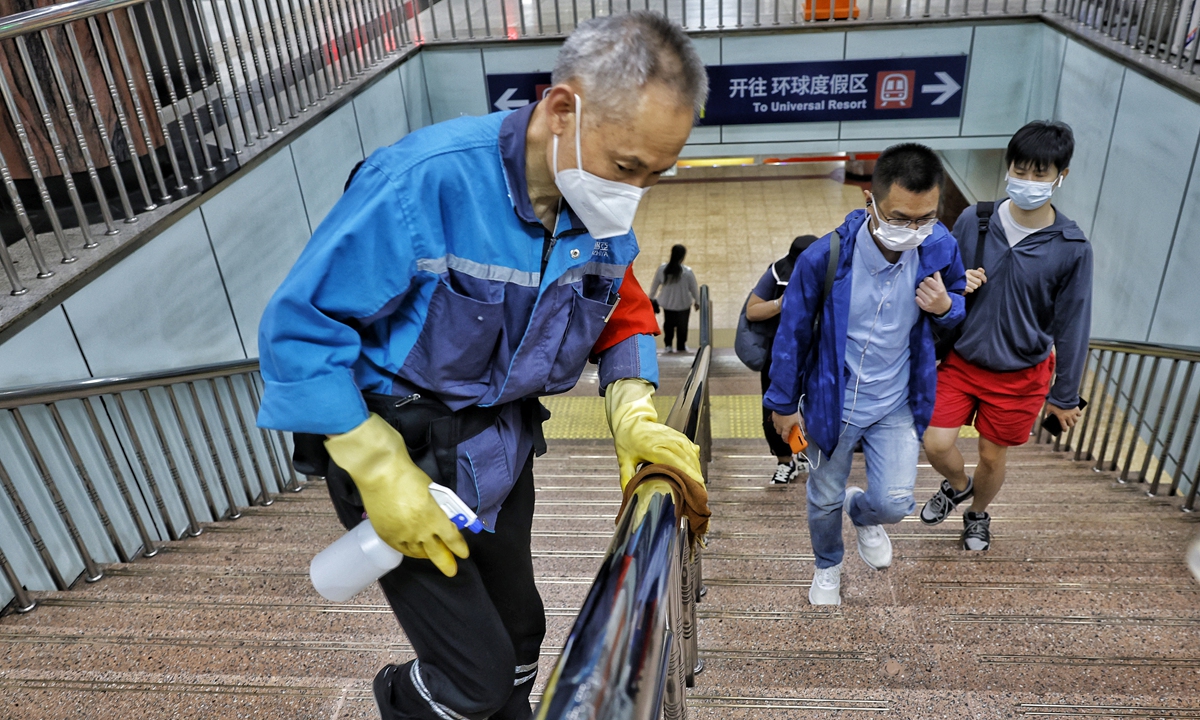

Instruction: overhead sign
[701,55,967,125]
[485,55,967,125]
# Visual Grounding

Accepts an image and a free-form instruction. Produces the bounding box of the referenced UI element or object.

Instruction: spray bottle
[310,482,483,602]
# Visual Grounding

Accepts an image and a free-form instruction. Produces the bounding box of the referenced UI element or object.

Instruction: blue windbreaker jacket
[763,209,967,457]
[256,106,658,528]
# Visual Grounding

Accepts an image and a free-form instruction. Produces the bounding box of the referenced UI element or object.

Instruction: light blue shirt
[842,221,921,427]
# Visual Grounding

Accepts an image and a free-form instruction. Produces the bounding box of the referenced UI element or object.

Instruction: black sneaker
[771,461,796,485]
[962,511,991,551]
[920,477,974,525]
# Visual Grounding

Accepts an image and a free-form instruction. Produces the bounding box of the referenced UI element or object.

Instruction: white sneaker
[808,563,842,606]
[844,486,893,570]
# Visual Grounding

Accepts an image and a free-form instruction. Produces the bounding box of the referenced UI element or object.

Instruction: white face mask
[869,201,934,252]
[552,95,648,240]
[1006,174,1063,211]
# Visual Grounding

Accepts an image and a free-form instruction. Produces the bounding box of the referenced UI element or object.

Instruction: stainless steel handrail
[0,0,147,41]
[0,359,260,408]
[536,286,712,720]
[0,356,297,613]
[1034,337,1200,511]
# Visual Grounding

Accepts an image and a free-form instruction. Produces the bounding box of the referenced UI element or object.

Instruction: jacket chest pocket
[404,281,505,391]
[544,284,615,393]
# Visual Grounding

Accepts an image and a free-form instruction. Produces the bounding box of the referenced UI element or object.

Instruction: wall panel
[1087,72,1200,342]
[0,308,90,389]
[1052,40,1124,237]
[203,150,314,358]
[61,211,245,378]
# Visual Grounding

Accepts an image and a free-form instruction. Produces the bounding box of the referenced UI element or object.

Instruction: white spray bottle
[310,482,484,602]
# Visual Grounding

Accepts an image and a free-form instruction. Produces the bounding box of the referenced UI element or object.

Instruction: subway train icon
[875,70,915,109]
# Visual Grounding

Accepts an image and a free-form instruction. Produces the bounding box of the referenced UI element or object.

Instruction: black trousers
[761,354,792,459]
[662,308,691,351]
[326,452,545,720]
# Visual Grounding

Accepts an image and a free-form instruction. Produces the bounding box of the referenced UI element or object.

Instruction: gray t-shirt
[650,264,699,311]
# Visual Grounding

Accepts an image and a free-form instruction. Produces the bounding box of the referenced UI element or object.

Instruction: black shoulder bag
[736,232,839,371]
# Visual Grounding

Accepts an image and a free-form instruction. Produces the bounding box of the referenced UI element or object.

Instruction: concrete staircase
[2,355,1198,719]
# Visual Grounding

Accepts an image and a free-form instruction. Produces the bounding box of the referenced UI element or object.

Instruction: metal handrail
[537,286,713,720]
[0,0,147,41]
[0,358,259,408]
[0,356,297,614]
[1034,337,1200,511]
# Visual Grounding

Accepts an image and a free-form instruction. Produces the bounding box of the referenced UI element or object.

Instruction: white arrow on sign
[920,72,961,106]
[494,88,530,112]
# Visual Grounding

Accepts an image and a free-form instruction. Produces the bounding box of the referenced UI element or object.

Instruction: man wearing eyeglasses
[765,143,967,606]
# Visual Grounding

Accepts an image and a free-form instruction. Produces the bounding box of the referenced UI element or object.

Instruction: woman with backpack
[745,235,818,484]
[649,244,700,353]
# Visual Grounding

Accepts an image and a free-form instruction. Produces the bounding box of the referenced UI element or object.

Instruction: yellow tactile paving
[543,393,981,440]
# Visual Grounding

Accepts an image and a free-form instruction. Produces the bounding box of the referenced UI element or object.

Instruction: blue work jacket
[764,209,967,457]
[256,105,658,528]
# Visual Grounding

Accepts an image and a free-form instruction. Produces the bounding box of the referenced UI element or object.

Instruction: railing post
[1131,357,1173,483]
[661,514,688,720]
[208,378,259,508]
[1168,379,1200,498]
[164,385,222,521]
[138,389,203,536]
[11,407,105,583]
[1073,348,1106,460]
[0,454,68,590]
[1115,354,1154,479]
[113,392,181,541]
[0,544,36,613]
[186,381,243,518]
[1093,352,1128,471]
[82,397,159,556]
[1149,361,1195,496]
[1109,354,1146,474]
[48,402,129,563]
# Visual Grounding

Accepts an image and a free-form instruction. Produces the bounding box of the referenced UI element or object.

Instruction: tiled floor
[632,163,865,336]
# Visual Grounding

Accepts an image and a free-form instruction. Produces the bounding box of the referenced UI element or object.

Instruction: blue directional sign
[485,54,967,125]
[701,55,968,125]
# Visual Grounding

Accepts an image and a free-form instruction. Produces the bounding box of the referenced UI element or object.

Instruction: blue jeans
[806,404,919,569]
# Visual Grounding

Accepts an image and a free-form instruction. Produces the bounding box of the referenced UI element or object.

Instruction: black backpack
[934,201,994,361]
[735,232,840,372]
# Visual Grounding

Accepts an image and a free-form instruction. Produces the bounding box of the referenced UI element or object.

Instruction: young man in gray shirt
[919,121,1093,552]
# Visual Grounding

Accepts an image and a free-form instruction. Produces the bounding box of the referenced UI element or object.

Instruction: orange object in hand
[788,425,808,454]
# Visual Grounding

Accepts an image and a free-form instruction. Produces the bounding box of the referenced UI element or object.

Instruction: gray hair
[552,12,709,120]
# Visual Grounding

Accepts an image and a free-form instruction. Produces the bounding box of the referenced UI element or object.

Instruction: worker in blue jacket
[765,144,966,606]
[256,12,707,720]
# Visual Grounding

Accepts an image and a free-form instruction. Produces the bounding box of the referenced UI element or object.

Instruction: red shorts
[931,351,1055,447]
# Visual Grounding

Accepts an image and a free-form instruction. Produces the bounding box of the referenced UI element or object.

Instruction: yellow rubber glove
[324,414,469,577]
[605,378,704,491]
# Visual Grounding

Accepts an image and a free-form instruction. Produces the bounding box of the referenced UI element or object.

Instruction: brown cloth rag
[617,463,711,539]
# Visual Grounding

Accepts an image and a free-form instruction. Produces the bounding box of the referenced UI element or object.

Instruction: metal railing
[1032,339,1200,511]
[0,0,421,301]
[0,358,296,613]
[325,0,1200,83]
[537,287,712,720]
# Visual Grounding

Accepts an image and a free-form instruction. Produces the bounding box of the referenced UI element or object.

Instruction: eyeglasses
[877,214,939,230]
[867,193,939,229]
